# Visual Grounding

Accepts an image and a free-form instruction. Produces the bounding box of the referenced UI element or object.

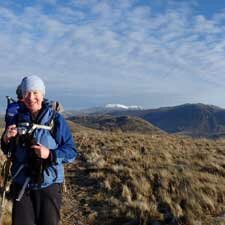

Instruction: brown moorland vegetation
[1,123,225,224]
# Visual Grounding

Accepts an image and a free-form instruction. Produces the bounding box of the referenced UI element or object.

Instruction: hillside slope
[1,122,225,225]
[68,115,164,135]
[61,129,225,225]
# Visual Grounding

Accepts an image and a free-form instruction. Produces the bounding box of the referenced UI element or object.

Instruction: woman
[1,75,77,225]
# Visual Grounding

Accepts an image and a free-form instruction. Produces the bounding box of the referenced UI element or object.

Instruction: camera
[15,122,43,184]
[16,122,37,147]
[17,122,31,135]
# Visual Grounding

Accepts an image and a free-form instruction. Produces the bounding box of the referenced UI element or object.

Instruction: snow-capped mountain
[63,104,143,117]
[105,104,143,110]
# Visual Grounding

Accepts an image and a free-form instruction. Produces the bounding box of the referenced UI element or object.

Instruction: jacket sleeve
[51,113,77,164]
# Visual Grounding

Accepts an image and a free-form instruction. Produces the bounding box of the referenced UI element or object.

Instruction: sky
[1,0,225,111]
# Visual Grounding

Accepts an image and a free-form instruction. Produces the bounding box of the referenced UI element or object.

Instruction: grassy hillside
[1,123,225,224]
[68,115,164,134]
[61,128,225,225]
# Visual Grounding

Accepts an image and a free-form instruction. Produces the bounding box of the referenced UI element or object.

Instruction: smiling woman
[21,76,45,116]
[1,75,77,225]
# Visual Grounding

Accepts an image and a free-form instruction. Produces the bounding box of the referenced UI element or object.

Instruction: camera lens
[17,127,28,135]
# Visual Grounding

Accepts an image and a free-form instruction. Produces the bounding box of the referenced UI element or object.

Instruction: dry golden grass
[1,126,225,224]
[62,130,225,225]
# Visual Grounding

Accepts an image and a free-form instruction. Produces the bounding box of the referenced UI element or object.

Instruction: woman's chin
[27,105,42,113]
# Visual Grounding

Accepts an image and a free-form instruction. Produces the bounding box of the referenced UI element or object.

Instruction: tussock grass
[1,125,225,224]
[63,130,225,225]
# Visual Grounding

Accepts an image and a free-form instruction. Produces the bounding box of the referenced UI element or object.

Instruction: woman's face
[23,90,44,114]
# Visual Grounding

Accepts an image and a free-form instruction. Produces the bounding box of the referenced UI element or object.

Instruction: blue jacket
[5,101,25,127]
[1,103,77,189]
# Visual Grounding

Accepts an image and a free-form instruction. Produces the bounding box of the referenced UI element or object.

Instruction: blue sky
[1,0,225,111]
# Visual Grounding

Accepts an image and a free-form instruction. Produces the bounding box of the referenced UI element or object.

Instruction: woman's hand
[3,124,17,143]
[31,144,50,159]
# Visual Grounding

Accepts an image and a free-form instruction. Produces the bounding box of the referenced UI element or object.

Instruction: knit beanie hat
[16,84,23,100]
[20,75,46,97]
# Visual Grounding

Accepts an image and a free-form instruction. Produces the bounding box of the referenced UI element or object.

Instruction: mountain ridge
[65,103,225,138]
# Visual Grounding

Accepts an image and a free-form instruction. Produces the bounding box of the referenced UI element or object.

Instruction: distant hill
[66,103,225,138]
[108,103,225,137]
[68,115,164,134]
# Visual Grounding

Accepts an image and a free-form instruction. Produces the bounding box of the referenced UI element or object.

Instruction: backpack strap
[27,123,53,134]
[48,109,58,143]
[6,96,16,105]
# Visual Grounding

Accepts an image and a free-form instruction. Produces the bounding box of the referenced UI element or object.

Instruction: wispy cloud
[0,0,225,109]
